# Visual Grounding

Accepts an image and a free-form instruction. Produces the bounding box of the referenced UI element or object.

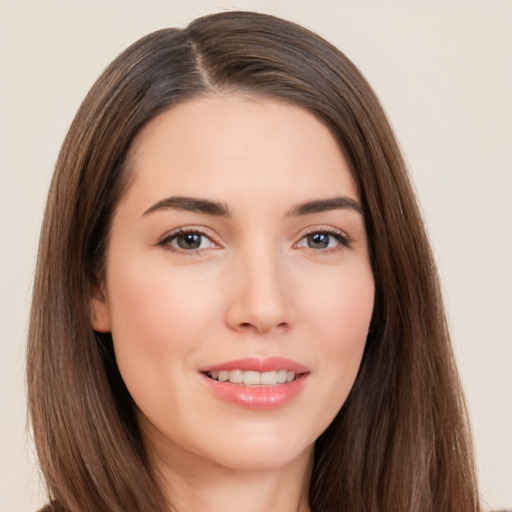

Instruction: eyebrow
[286,197,364,217]
[143,196,231,217]
[142,195,364,218]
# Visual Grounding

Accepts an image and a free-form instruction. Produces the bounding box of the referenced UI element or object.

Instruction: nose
[224,245,293,335]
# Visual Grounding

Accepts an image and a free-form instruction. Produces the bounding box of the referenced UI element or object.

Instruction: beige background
[1,1,510,510]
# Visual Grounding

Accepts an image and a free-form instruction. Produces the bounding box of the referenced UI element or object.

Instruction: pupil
[179,233,201,249]
[309,233,329,249]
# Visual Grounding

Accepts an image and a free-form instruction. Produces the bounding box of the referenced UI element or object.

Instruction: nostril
[238,321,289,332]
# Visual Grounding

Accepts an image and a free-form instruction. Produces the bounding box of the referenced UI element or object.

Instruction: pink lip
[199,357,309,410]
[200,356,309,374]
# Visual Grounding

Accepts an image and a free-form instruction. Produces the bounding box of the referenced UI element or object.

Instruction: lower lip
[201,374,308,410]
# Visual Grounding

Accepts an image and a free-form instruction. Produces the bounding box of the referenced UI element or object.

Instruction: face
[91,95,374,475]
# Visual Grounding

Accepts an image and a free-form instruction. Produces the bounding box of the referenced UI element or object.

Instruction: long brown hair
[27,11,481,512]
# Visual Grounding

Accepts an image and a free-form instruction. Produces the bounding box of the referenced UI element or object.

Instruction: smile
[206,369,298,386]
[200,357,309,409]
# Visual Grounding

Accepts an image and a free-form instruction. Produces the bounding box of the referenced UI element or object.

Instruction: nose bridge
[225,236,292,334]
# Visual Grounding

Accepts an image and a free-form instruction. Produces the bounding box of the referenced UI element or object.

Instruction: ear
[90,282,111,332]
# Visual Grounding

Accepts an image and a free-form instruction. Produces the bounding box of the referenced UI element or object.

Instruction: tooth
[260,371,278,385]
[212,369,297,385]
[243,371,261,385]
[276,369,288,383]
[229,369,243,384]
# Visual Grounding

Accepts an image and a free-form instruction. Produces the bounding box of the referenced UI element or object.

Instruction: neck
[147,437,313,512]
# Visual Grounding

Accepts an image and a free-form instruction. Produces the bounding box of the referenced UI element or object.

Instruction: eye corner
[295,227,351,252]
[157,226,222,254]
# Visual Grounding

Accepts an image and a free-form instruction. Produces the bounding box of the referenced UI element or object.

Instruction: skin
[91,94,375,512]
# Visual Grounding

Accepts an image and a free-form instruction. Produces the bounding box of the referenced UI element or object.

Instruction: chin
[203,440,314,473]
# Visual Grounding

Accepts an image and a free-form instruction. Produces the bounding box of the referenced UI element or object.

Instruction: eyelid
[155,224,351,254]
[157,226,222,253]
[294,226,351,250]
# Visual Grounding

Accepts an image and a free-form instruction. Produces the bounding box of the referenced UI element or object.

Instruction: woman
[27,10,481,512]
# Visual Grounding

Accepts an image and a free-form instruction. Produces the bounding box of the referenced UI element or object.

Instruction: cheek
[108,259,217,348]
[306,263,374,343]
[304,264,374,401]
[105,258,221,405]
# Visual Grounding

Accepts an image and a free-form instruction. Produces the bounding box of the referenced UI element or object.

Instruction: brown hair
[27,10,481,512]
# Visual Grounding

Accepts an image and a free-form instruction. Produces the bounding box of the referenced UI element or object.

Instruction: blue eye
[297,231,348,250]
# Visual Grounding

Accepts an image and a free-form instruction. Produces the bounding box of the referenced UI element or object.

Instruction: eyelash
[296,227,351,252]
[157,227,351,255]
[157,228,219,255]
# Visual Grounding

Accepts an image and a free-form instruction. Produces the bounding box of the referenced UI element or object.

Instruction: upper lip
[199,356,309,374]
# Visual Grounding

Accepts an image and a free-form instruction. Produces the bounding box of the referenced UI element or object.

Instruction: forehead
[123,94,359,209]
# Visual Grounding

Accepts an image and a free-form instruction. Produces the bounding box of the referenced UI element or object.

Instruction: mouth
[204,369,302,386]
[199,357,309,409]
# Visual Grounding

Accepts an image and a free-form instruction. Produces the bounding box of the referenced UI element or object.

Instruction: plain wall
[1,1,510,510]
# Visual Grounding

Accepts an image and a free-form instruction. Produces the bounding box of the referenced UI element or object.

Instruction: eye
[296,230,349,250]
[159,229,217,252]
